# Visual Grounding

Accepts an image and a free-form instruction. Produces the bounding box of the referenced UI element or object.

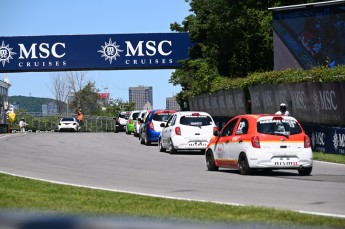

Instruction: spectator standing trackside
[77,108,84,129]
[275,103,290,116]
[19,118,27,132]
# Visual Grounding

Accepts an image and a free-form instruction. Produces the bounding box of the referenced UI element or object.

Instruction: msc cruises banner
[0,33,191,73]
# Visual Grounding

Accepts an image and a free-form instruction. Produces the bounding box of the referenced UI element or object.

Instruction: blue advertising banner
[0,33,191,72]
[303,123,345,155]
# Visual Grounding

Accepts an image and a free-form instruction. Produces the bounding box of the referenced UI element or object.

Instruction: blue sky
[0,0,191,109]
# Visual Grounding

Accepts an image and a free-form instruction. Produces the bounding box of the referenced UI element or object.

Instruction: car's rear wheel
[239,153,252,175]
[168,139,177,154]
[206,150,219,171]
[140,135,145,145]
[298,166,312,176]
[145,136,151,146]
[158,138,166,152]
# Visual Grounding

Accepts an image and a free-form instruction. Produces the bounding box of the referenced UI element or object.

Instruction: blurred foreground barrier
[0,211,297,229]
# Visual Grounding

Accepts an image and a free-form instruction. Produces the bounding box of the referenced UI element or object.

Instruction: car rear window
[62,117,74,122]
[257,119,302,136]
[179,115,213,126]
[119,113,129,119]
[153,113,173,122]
[132,112,139,119]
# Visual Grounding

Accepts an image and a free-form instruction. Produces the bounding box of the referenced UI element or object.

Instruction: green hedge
[209,66,345,92]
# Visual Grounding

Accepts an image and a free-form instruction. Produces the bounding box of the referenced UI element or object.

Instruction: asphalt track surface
[1,132,345,219]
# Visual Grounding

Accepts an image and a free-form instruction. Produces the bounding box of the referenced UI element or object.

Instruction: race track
[1,132,345,218]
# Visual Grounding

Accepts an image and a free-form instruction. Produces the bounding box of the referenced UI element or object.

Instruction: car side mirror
[213,130,220,136]
[160,123,166,127]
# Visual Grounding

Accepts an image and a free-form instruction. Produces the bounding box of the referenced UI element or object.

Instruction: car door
[230,118,250,162]
[214,118,239,167]
[161,114,176,148]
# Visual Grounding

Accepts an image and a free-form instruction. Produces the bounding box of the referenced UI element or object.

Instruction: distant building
[129,86,153,110]
[0,78,10,124]
[42,102,58,116]
[166,96,180,111]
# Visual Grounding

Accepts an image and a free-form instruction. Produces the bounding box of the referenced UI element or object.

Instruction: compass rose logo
[333,131,339,151]
[0,41,16,67]
[98,38,123,64]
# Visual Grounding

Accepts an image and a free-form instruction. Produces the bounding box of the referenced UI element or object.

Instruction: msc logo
[98,38,123,64]
[333,131,345,151]
[313,90,338,112]
[98,38,173,64]
[18,42,66,59]
[0,41,16,67]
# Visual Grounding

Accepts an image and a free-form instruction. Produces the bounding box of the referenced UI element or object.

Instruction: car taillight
[149,122,154,130]
[129,119,133,124]
[304,135,311,148]
[251,135,260,148]
[213,126,218,132]
[175,126,181,135]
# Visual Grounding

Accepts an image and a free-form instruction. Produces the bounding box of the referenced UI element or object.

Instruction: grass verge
[0,173,344,228]
[314,152,345,164]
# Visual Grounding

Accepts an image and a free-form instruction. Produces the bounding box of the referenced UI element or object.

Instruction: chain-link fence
[11,112,115,132]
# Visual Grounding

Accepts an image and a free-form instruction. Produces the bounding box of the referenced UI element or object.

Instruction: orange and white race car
[205,114,313,175]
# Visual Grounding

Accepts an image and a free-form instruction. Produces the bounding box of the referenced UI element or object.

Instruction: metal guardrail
[11,112,115,132]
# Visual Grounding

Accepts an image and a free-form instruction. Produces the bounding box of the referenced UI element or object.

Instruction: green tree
[170,0,326,106]
[92,98,136,117]
[71,81,100,115]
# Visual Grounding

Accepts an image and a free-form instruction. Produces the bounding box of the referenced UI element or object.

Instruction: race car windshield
[257,119,302,135]
[180,115,213,126]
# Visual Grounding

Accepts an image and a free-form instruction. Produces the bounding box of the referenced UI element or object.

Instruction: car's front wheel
[206,150,219,171]
[239,153,252,175]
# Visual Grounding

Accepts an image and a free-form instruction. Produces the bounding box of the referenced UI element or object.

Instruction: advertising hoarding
[272,2,345,70]
[0,33,191,73]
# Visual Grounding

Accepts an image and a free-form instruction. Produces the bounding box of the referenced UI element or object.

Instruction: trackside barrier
[10,113,115,132]
[0,212,290,229]
[302,123,345,155]
[0,124,10,133]
[189,82,345,155]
